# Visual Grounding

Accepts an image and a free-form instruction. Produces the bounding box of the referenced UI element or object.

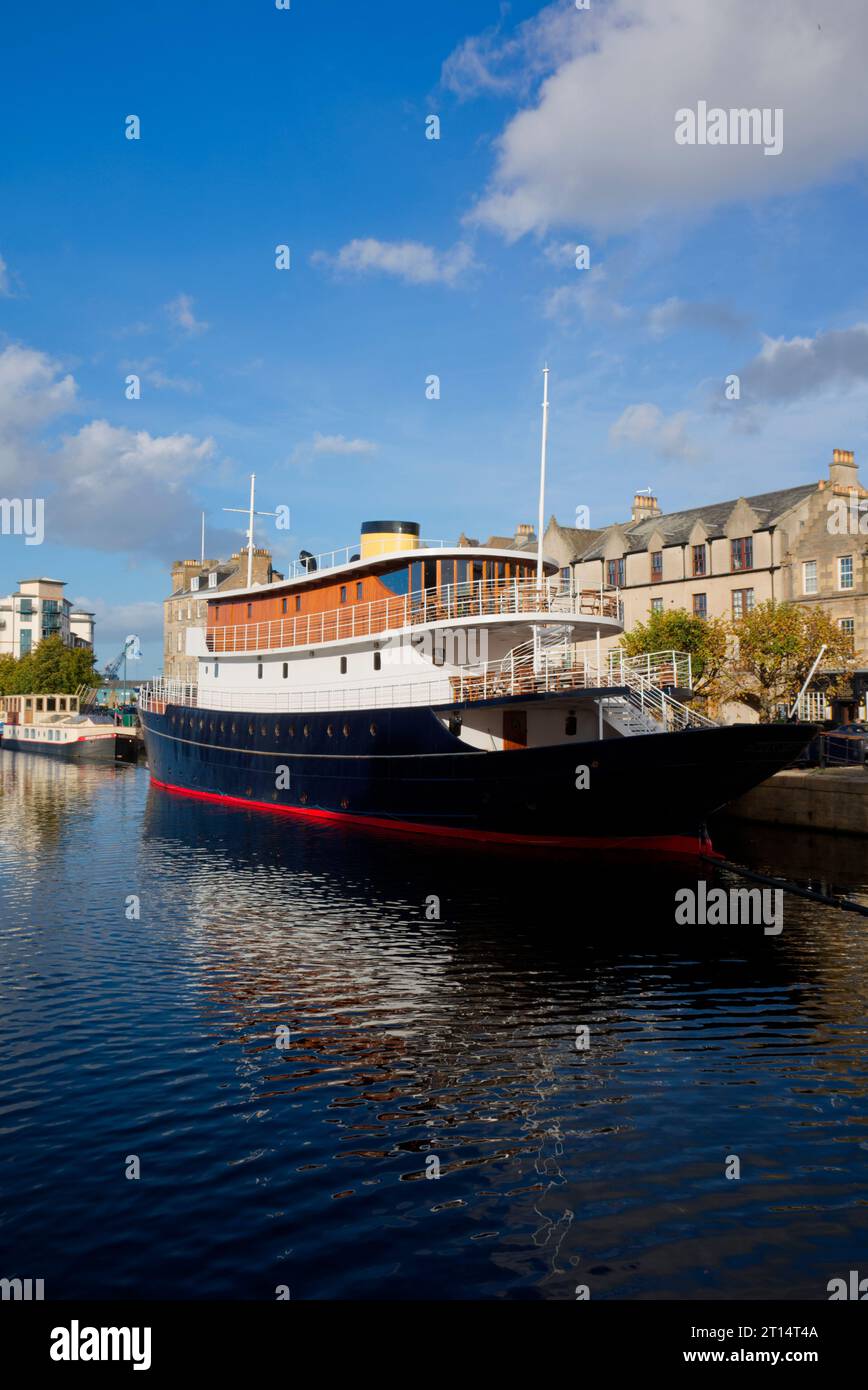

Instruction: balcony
[205,579,621,656]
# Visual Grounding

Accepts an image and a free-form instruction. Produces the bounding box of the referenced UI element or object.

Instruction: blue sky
[3,0,868,672]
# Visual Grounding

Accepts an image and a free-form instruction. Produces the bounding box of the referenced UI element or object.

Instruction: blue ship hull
[138,697,815,855]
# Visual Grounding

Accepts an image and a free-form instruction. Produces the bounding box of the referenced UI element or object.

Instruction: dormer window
[191,576,199,591]
[208,572,217,588]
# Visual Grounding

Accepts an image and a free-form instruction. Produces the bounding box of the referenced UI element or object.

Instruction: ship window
[340,657,348,674]
[282,597,287,613]
[340,586,347,603]
[369,722,377,737]
[440,559,454,589]
[261,724,268,737]
[326,724,334,737]
[283,662,288,678]
[295,595,301,611]
[373,651,381,671]
[247,603,253,619]
[231,723,237,736]
[410,561,423,595]
[356,582,363,600]
[303,724,310,738]
[565,713,577,736]
[257,662,263,679]
[248,723,254,736]
[342,723,350,737]
[289,725,295,737]
[380,567,410,596]
[219,721,225,733]
[274,724,280,738]
[214,662,219,677]
[299,792,308,804]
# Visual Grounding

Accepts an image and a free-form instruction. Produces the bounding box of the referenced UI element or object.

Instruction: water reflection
[0,754,866,1300]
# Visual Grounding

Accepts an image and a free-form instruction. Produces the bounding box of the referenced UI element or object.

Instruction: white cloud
[0,252,12,296]
[312,433,377,455]
[610,402,699,461]
[72,595,164,645]
[737,324,868,402]
[648,297,749,339]
[458,0,868,238]
[312,238,476,286]
[0,344,77,435]
[0,341,216,557]
[166,293,208,335]
[544,266,631,323]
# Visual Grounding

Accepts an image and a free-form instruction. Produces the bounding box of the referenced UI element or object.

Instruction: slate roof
[578,484,818,561]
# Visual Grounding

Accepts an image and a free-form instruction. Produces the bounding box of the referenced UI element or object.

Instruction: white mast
[223,474,278,590]
[200,511,205,566]
[536,364,550,588]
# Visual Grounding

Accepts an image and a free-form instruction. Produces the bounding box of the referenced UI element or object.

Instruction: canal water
[1,750,867,1301]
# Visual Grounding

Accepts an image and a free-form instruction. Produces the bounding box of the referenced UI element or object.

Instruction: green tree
[0,637,99,696]
[727,600,857,722]
[619,608,729,692]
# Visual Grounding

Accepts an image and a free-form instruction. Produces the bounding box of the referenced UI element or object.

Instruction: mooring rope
[700,853,868,918]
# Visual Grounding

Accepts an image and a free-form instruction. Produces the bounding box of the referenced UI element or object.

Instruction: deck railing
[140,648,608,717]
[607,649,693,689]
[205,579,621,656]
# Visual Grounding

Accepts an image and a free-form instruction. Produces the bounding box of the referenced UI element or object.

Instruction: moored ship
[138,520,814,856]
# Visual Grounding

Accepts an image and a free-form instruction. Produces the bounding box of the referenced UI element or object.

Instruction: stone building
[164,548,283,682]
[545,448,868,719]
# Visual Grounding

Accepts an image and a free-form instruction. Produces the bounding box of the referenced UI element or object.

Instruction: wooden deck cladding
[207,555,540,631]
[205,577,619,656]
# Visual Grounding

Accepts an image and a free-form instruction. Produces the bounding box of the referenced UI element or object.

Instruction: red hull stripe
[149,775,716,859]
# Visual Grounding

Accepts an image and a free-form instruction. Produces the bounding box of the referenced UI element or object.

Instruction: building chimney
[631,492,662,524]
[514,522,536,543]
[829,448,859,491]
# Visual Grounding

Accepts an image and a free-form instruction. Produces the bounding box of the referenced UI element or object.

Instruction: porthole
[369,722,377,736]
[288,724,296,738]
[199,720,205,733]
[299,791,308,804]
[261,724,268,737]
[219,721,225,734]
[326,724,334,737]
[303,724,311,738]
[231,723,237,736]
[274,724,280,738]
[171,715,176,726]
[342,723,350,738]
[248,723,255,736]
[340,798,349,810]
[208,720,214,734]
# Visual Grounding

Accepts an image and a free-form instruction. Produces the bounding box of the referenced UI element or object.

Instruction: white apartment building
[0,578,95,658]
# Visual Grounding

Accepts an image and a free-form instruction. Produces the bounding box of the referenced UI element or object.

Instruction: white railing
[140,649,608,718]
[284,538,449,581]
[206,578,622,656]
[623,673,717,731]
[608,649,693,689]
